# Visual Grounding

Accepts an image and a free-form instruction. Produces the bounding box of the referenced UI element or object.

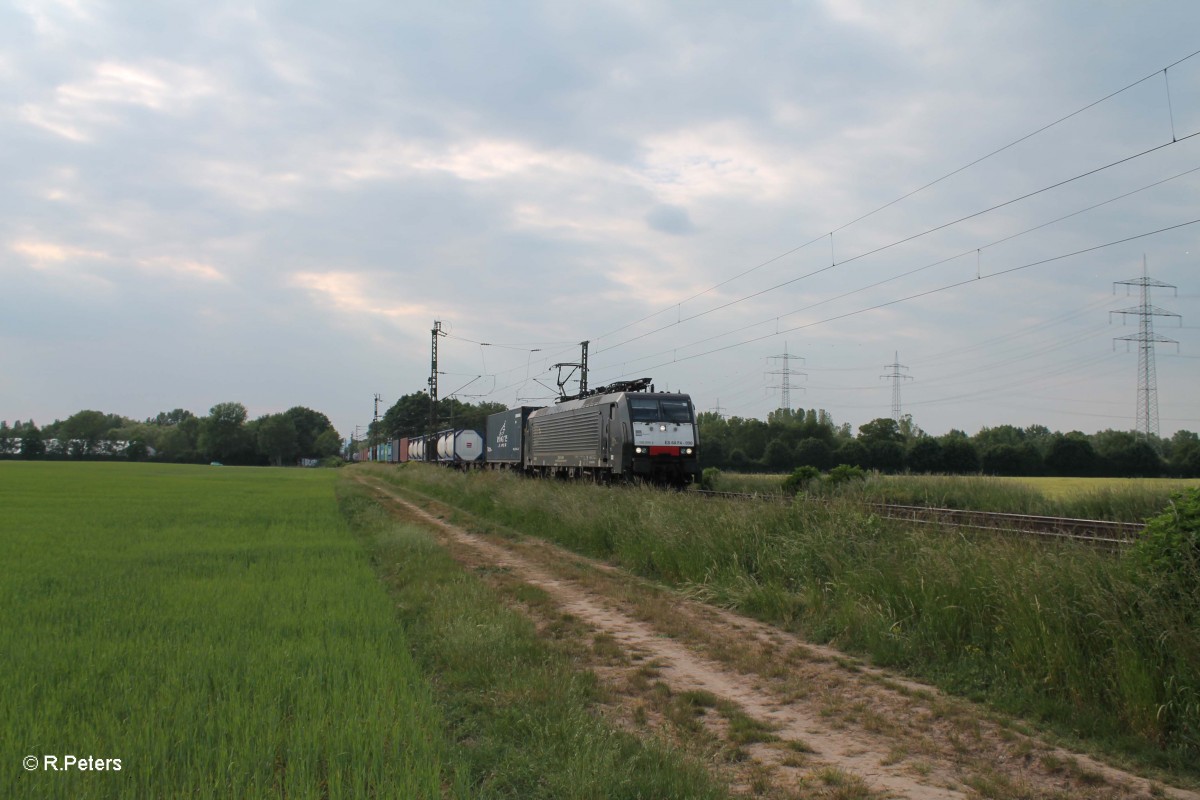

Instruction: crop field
[1,462,720,800]
[1,462,451,799]
[994,475,1200,501]
[711,470,1199,521]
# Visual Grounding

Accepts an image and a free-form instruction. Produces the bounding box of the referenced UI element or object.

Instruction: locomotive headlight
[683,447,694,455]
[634,446,646,454]
[659,424,667,431]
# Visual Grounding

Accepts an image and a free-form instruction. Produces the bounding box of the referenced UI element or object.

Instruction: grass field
[1,461,723,800]
[1,462,450,799]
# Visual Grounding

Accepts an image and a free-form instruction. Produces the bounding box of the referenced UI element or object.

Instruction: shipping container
[485,406,541,465]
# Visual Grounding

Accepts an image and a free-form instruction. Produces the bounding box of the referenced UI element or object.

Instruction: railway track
[692,490,1145,547]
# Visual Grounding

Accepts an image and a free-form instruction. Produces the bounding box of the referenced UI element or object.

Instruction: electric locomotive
[521,378,700,485]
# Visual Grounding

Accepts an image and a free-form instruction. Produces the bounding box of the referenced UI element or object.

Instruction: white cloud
[290,270,431,323]
[10,239,228,284]
[11,238,108,267]
[19,60,219,142]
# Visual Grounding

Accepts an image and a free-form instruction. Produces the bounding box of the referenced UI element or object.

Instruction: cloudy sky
[3,0,1199,440]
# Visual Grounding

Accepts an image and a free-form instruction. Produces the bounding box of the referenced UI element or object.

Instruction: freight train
[361,378,701,486]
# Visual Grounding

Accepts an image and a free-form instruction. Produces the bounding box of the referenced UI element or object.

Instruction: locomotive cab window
[629,397,661,422]
[660,400,693,423]
[629,397,694,423]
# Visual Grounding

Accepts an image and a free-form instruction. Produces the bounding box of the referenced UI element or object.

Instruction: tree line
[700,408,1200,478]
[366,392,507,442]
[12,394,1195,477]
[366,392,1198,478]
[1,404,342,467]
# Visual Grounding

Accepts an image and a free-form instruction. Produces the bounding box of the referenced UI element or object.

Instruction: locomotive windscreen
[629,397,694,423]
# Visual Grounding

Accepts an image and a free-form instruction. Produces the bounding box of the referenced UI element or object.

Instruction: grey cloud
[645,204,697,235]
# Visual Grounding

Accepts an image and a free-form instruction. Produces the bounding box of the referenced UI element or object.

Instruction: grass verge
[337,478,728,800]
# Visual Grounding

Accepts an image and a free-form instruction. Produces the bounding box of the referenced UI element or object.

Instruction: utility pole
[709,399,726,419]
[1111,257,1180,442]
[428,321,445,435]
[881,351,911,423]
[552,341,590,400]
[767,342,806,412]
[579,341,588,395]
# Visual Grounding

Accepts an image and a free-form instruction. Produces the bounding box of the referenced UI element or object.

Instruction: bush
[826,464,866,486]
[700,467,722,491]
[1129,487,1200,600]
[782,465,820,495]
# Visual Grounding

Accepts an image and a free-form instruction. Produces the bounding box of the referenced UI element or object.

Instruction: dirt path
[358,476,1197,800]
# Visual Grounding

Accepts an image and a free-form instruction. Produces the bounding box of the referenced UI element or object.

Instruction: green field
[1,462,722,800]
[995,475,1200,500]
[1,462,450,799]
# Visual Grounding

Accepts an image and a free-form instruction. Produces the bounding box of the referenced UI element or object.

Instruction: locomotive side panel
[526,407,605,468]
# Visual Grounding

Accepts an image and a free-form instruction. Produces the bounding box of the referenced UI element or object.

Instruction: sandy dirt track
[358,476,1197,800]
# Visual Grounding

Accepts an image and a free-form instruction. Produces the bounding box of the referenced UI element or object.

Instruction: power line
[588,219,1200,384]
[588,48,1200,347]
[593,131,1200,360]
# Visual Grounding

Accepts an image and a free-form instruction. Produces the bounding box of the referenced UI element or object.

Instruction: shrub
[700,466,722,491]
[782,465,820,495]
[826,464,866,486]
[1128,487,1200,600]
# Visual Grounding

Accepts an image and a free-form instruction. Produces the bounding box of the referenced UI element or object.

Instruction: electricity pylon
[1111,257,1179,441]
[767,342,806,411]
[881,351,911,423]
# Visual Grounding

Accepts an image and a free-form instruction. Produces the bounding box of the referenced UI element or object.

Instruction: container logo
[497,421,508,449]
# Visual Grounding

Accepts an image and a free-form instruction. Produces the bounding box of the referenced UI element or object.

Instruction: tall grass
[856,474,1196,521]
[378,464,1200,774]
[1,462,450,799]
[713,470,1197,521]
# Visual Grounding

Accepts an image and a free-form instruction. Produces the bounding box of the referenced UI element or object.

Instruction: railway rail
[692,490,1146,547]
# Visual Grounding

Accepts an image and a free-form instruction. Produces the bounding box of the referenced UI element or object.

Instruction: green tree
[833,439,867,469]
[378,392,435,438]
[283,407,335,458]
[762,439,794,472]
[857,417,903,446]
[257,414,299,467]
[60,409,115,457]
[939,437,980,474]
[793,438,832,471]
[152,408,196,426]
[1045,432,1098,476]
[20,422,44,459]
[1169,431,1200,477]
[865,440,905,473]
[314,428,343,458]
[980,443,1040,476]
[199,402,251,463]
[907,438,944,473]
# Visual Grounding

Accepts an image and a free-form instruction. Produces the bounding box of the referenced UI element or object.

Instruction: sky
[2,0,1199,440]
